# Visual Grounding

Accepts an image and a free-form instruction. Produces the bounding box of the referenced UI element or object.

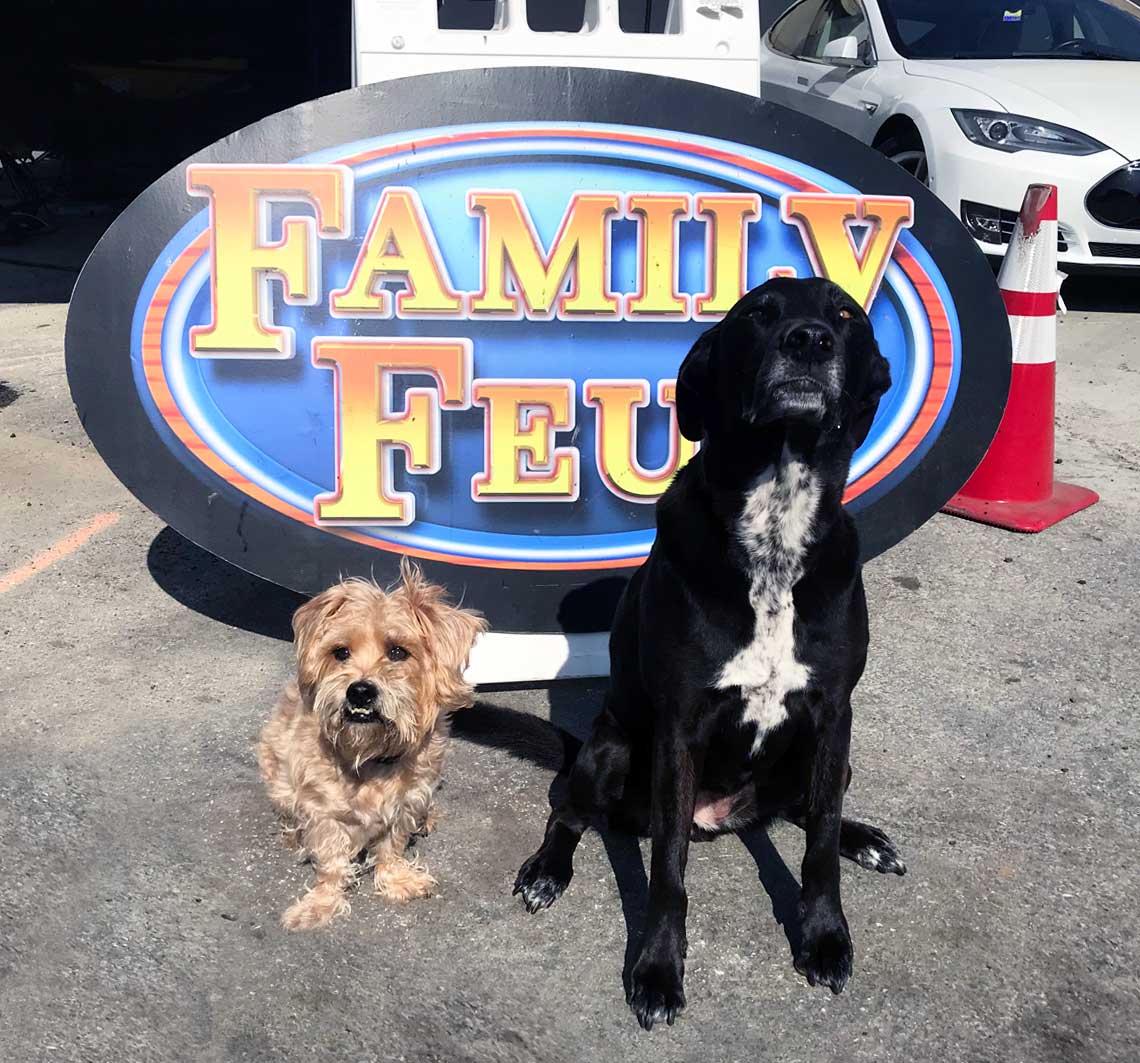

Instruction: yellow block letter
[694,194,760,316]
[330,186,461,317]
[313,338,471,525]
[781,194,913,309]
[626,194,691,317]
[187,164,350,357]
[472,381,578,500]
[468,191,620,317]
[586,380,698,501]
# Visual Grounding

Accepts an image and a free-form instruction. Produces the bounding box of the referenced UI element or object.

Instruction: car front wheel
[877,128,929,186]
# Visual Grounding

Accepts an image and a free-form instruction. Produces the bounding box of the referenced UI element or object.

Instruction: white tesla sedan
[760,0,1140,270]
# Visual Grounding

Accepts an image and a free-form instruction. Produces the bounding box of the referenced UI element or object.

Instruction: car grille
[1089,242,1140,260]
[1086,162,1140,230]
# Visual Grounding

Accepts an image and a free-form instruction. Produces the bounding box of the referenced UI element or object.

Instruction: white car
[760,0,1140,270]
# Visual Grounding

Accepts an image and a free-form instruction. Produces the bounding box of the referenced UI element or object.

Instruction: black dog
[514,277,906,1029]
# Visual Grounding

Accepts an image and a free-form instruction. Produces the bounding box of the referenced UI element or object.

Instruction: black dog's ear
[850,343,892,449]
[675,323,719,442]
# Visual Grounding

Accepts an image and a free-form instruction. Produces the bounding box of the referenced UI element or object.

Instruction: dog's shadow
[455,687,805,986]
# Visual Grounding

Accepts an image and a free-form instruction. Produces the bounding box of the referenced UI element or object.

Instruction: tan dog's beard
[310,680,423,769]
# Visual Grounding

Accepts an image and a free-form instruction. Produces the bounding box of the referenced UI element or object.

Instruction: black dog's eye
[332,646,351,662]
[838,306,856,321]
[751,299,780,324]
[387,645,410,662]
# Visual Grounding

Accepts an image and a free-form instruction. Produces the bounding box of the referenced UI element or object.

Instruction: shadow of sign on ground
[147,526,306,642]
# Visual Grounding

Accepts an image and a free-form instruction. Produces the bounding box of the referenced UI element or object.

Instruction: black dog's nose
[346,680,378,708]
[783,324,835,360]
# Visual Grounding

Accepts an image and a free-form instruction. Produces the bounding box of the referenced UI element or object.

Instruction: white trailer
[353,0,762,96]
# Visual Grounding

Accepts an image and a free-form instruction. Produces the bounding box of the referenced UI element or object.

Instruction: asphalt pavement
[1,270,1138,1062]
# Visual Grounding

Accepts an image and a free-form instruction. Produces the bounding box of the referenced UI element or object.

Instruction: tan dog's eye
[332,646,351,662]
[838,306,855,321]
[387,645,410,662]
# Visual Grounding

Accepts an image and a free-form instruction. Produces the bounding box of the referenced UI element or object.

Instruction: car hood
[903,59,1140,159]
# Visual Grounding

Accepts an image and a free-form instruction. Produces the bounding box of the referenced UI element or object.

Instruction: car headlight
[952,109,1108,156]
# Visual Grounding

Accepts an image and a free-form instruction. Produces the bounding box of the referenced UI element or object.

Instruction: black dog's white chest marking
[715,452,820,752]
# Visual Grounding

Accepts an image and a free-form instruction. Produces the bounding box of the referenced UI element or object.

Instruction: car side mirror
[822,35,875,67]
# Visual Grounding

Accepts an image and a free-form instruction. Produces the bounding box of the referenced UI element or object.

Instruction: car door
[762,0,829,110]
[763,0,884,145]
[800,0,884,143]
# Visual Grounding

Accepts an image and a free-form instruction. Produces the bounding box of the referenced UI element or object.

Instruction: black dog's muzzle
[759,318,845,420]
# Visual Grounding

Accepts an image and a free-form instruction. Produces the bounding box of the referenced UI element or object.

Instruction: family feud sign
[66,68,1010,633]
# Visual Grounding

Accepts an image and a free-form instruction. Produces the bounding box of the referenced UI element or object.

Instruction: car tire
[877,127,929,186]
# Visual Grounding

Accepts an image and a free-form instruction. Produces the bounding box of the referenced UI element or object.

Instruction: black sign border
[67,67,1011,632]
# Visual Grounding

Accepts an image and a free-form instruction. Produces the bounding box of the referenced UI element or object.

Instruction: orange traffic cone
[942,185,1098,532]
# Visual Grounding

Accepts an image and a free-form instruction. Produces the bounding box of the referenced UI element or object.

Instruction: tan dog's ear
[399,558,488,710]
[292,584,351,665]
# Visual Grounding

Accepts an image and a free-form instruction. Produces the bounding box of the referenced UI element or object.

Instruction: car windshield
[876,0,1140,59]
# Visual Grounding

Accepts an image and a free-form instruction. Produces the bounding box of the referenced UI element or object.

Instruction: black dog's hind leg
[794,700,856,995]
[627,724,701,1031]
[835,818,907,875]
[514,705,632,913]
[784,811,907,876]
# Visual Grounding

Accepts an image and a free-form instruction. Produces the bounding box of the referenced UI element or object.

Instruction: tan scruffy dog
[258,561,487,930]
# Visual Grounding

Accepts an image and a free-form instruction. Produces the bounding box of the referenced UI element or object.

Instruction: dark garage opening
[0,0,790,294]
[1,0,353,214]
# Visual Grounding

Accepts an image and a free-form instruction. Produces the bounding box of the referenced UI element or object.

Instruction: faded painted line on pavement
[0,512,120,594]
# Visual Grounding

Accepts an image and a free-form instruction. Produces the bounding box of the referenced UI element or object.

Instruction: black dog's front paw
[795,907,853,995]
[628,952,686,1030]
[513,848,572,913]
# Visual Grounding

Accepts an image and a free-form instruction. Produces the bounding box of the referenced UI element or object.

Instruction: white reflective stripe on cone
[1009,312,1058,366]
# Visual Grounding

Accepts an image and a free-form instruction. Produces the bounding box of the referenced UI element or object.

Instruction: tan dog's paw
[374,859,436,903]
[281,888,349,930]
[416,808,439,836]
[281,825,304,851]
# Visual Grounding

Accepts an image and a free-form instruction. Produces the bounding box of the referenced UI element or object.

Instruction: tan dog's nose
[346,680,378,709]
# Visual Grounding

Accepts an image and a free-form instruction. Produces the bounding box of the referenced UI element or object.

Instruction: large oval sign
[67,68,1010,631]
